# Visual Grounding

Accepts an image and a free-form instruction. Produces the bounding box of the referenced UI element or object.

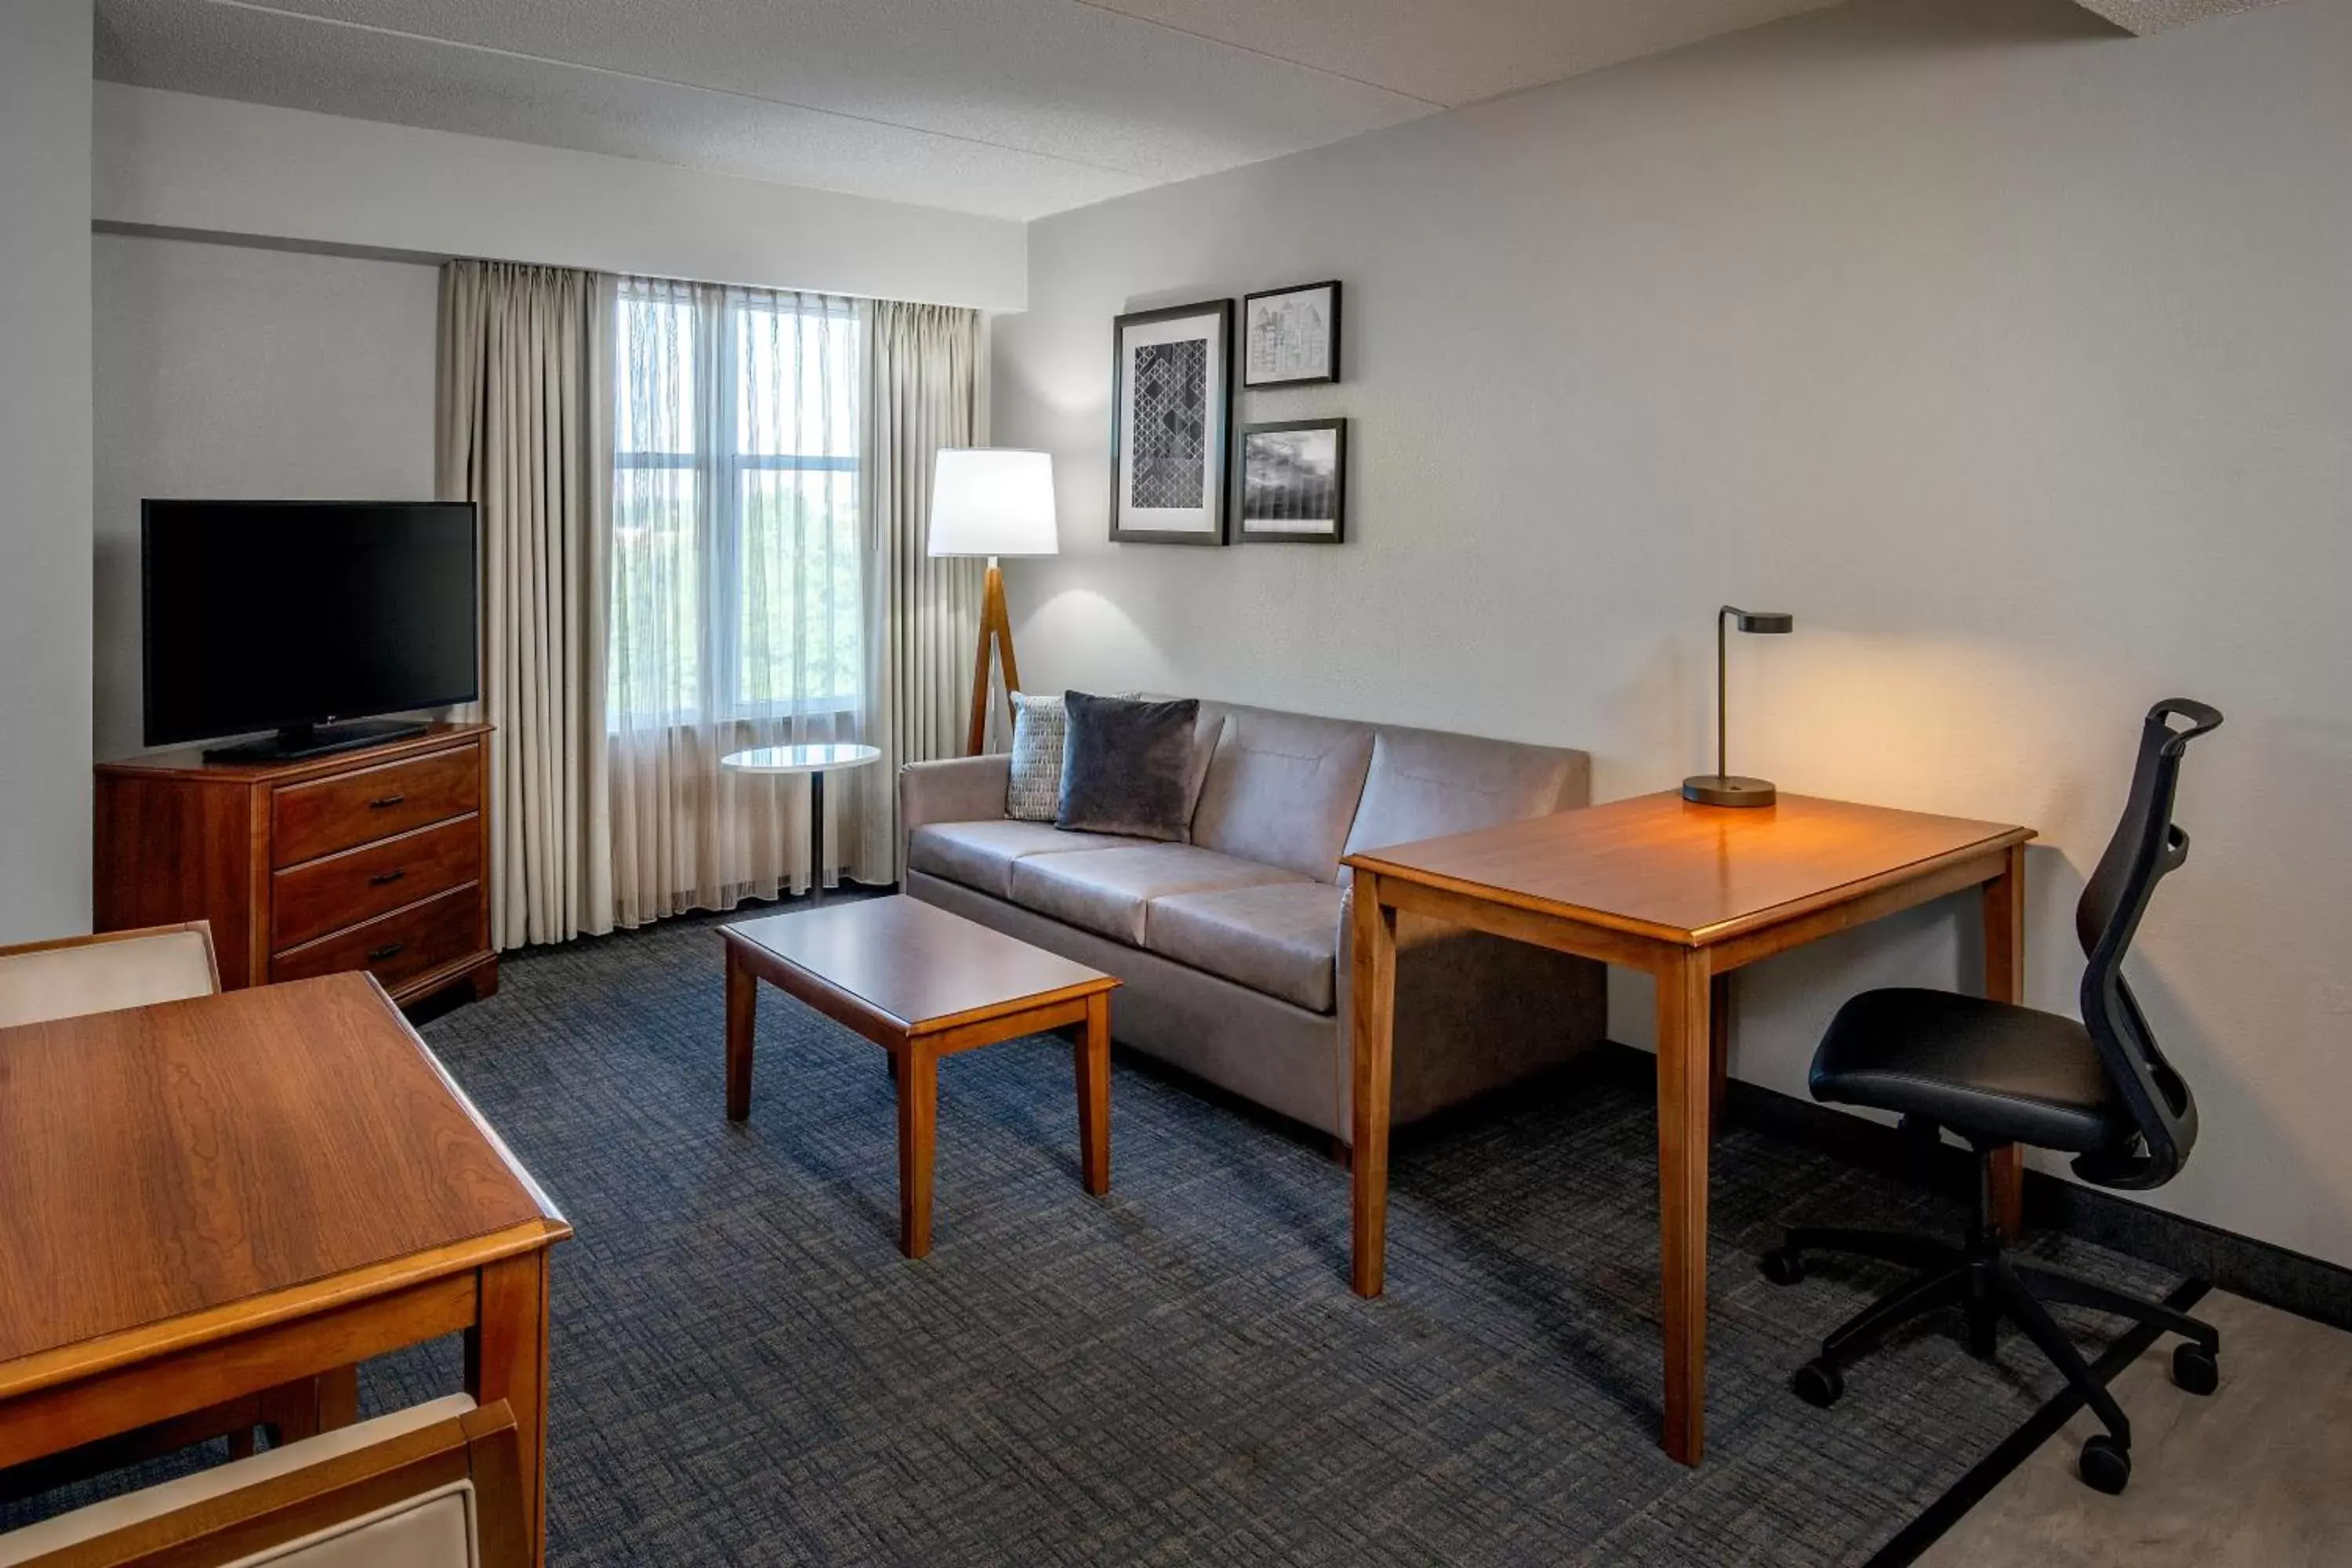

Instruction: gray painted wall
[993,0,2352,1264]
[0,0,96,943]
[93,234,441,760]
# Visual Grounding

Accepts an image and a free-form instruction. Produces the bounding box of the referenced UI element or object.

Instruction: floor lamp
[927,448,1060,756]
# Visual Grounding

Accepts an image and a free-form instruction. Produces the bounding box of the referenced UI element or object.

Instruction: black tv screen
[143,500,481,748]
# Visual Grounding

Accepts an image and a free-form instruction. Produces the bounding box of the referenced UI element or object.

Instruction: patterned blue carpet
[6,907,2177,1564]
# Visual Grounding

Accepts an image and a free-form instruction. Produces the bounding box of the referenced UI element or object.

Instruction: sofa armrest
[899,755,1011,837]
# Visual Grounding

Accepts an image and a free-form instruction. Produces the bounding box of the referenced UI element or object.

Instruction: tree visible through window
[609,280,861,731]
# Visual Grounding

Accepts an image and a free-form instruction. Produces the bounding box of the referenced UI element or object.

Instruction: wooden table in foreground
[724,896,1119,1258]
[1342,791,2034,1467]
[0,973,571,1564]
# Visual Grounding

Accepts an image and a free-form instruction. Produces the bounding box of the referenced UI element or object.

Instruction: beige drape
[859,300,985,877]
[436,260,612,949]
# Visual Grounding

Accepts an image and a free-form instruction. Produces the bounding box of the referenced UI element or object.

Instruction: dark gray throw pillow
[1057,691,1202,842]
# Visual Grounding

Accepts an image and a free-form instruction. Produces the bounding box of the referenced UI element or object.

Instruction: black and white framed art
[1241,280,1341,389]
[1239,418,1346,544]
[1109,299,1234,545]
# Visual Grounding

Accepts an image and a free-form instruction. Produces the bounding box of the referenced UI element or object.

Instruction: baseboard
[1583,1041,2352,1334]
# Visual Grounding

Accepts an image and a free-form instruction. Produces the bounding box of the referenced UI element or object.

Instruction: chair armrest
[899,755,1012,837]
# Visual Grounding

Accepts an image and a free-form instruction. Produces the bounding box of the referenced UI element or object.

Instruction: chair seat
[1810,989,2129,1153]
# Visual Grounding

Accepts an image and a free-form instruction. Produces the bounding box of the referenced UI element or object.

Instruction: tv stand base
[203,718,431,764]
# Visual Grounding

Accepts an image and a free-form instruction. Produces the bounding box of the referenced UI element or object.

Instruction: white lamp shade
[927,448,1059,557]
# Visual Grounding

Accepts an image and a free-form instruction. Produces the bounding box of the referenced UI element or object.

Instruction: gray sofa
[898,701,1606,1143]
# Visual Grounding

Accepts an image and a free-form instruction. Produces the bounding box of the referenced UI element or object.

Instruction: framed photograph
[1242,280,1341,388]
[1239,418,1346,543]
[1110,299,1233,545]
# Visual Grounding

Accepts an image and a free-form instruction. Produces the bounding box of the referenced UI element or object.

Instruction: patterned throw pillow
[1005,691,1067,821]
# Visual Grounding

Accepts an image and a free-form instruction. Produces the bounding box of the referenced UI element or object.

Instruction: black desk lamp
[1682,604,1795,808]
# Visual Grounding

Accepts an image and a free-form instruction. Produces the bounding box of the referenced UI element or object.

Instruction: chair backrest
[0,1396,525,1568]
[0,923,220,1031]
[2070,699,2221,1190]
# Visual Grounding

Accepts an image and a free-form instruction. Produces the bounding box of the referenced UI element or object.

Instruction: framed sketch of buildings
[1110,299,1233,544]
[1242,281,1341,388]
[1240,418,1346,543]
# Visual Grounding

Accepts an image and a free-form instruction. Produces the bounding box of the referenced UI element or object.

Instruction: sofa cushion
[1341,725,1589,858]
[1147,881,1342,1013]
[906,820,1138,901]
[1008,844,1308,947]
[1187,706,1376,882]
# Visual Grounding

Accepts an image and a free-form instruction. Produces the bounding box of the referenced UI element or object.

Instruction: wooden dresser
[95,723,496,1007]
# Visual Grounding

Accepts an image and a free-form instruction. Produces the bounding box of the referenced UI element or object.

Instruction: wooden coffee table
[721,896,1119,1258]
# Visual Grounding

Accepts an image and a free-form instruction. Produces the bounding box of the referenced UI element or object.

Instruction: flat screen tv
[143,499,481,762]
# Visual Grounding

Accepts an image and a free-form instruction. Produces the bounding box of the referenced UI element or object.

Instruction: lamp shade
[927,448,1059,557]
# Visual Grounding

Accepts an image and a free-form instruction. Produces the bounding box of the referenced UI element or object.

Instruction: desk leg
[1074,993,1111,1196]
[317,1365,359,1429]
[468,1250,552,1568]
[898,1041,938,1258]
[1349,875,1399,1298]
[1658,949,1713,1466]
[724,940,757,1122]
[1708,972,1732,1138]
[1983,844,2027,1240]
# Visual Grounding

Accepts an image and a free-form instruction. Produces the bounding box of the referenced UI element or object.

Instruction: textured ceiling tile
[95,0,1154,218]
[1080,0,1849,107]
[164,0,1436,180]
[2067,0,2295,34]
[95,0,2276,220]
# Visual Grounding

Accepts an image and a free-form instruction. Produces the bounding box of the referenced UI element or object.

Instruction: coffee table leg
[1075,992,1111,1196]
[725,939,757,1121]
[896,1041,938,1258]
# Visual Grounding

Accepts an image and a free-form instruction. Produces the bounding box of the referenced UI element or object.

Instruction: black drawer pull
[369,868,407,887]
[368,793,407,809]
[368,942,406,963]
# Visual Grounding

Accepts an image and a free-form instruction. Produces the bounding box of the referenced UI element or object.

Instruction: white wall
[993,0,2352,1264]
[92,235,441,760]
[95,84,1027,313]
[0,0,96,943]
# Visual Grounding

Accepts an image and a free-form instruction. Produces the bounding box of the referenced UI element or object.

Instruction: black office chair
[1759,699,2224,1495]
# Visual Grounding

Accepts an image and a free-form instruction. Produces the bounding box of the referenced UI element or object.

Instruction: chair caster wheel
[2078,1433,2131,1494]
[1761,1248,1806,1286]
[1792,1359,1844,1408]
[2172,1342,2219,1396]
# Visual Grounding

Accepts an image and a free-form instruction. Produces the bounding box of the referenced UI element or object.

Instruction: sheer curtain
[605,276,877,925]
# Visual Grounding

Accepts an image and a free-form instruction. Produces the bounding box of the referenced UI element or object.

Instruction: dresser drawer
[271,815,483,950]
[270,883,481,992]
[273,746,480,867]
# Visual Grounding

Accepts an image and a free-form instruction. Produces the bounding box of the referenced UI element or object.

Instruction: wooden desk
[1342,792,2034,1467]
[0,973,570,1563]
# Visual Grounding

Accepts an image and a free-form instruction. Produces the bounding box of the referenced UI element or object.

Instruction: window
[609,280,862,730]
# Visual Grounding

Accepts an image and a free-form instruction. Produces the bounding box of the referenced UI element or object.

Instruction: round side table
[719,743,882,906]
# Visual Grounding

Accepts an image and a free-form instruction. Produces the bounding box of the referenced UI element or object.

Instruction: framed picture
[1242,280,1341,388]
[1239,418,1346,543]
[1110,299,1233,545]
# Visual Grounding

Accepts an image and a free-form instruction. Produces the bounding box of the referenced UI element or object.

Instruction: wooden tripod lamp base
[967,561,1021,757]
